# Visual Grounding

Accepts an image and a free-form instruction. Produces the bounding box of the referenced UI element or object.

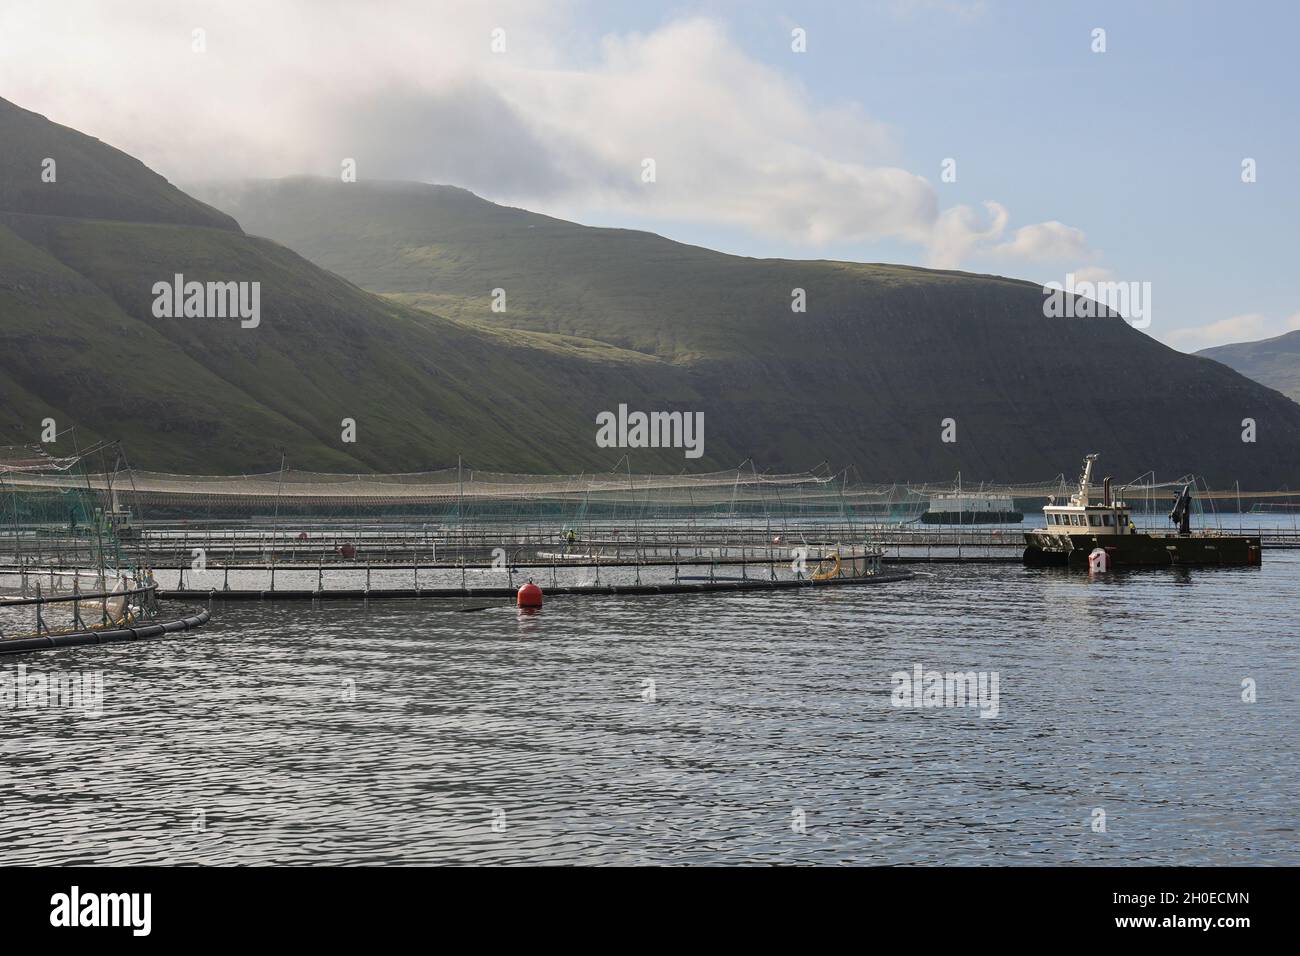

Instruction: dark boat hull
[1023,531,1262,568]
[922,511,1023,524]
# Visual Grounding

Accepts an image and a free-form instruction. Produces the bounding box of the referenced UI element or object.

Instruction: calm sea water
[1,545,1296,865]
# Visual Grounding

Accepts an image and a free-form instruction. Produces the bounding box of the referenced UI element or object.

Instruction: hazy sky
[2,0,1295,351]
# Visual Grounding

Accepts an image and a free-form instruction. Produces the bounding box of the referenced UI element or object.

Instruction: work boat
[1022,454,1261,569]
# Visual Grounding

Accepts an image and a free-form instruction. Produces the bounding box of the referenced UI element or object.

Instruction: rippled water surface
[2,550,1297,865]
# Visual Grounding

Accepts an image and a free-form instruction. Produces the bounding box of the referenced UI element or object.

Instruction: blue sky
[555,0,1298,351]
[2,0,1294,351]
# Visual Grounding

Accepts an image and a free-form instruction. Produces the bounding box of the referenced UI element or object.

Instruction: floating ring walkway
[165,569,914,601]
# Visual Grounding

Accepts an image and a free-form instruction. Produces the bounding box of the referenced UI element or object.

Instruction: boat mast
[1073,454,1098,506]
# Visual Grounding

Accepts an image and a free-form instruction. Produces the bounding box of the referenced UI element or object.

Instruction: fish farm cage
[4,447,1299,585]
[0,445,162,641]
[6,443,1296,633]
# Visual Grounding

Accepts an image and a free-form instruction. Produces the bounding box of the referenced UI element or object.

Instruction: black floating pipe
[0,608,211,656]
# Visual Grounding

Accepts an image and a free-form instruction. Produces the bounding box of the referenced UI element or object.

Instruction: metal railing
[0,575,160,642]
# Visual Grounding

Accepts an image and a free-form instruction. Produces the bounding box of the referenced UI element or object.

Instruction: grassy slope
[0,98,726,473]
[0,220,364,470]
[0,98,238,231]
[1,213,720,472]
[1199,332,1300,404]
[189,176,1300,487]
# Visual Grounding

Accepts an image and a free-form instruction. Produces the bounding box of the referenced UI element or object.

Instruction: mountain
[1198,331,1300,404]
[0,97,717,473]
[187,175,1300,487]
[4,92,1298,485]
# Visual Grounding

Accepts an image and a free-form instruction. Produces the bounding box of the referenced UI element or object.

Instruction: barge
[921,493,1022,524]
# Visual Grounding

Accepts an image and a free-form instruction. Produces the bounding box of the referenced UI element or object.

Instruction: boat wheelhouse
[1041,454,1134,536]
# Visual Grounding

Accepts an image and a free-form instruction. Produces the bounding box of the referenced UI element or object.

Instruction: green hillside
[1199,332,1300,404]
[5,91,1299,485]
[188,176,1300,487]
[0,97,238,231]
[0,98,719,473]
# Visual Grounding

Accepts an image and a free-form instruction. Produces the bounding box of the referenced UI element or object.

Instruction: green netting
[0,445,127,574]
[4,450,1293,535]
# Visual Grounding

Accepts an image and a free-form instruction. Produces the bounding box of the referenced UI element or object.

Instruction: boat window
[1048,514,1057,525]
[1071,514,1082,526]
[1088,514,1100,526]
[1102,514,1113,526]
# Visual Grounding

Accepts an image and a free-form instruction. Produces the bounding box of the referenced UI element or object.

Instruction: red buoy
[517,580,543,608]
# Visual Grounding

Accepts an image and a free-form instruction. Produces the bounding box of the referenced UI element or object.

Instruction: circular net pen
[0,445,184,647]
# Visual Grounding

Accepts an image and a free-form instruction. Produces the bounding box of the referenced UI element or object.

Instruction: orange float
[517,580,543,608]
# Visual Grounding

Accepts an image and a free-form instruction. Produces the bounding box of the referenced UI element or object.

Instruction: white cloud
[0,1,1088,267]
[498,17,939,244]
[926,203,1098,272]
[927,201,1009,269]
[992,221,1092,261]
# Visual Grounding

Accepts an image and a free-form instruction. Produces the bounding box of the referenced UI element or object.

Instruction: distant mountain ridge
[1198,330,1300,405]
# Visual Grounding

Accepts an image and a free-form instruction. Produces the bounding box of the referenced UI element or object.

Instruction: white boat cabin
[1040,454,1136,536]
